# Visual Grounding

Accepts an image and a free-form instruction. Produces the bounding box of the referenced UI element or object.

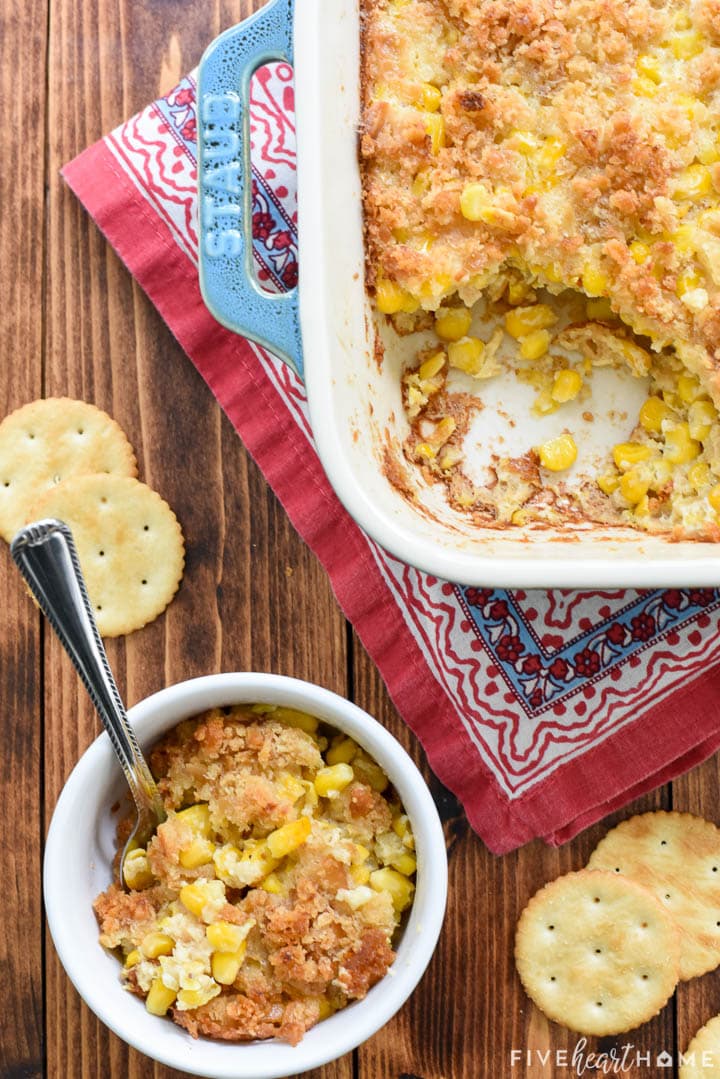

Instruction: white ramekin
[43,673,448,1079]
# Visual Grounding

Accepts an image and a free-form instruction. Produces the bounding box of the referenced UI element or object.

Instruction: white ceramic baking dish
[197,0,720,587]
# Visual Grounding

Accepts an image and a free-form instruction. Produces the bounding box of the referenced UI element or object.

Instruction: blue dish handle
[197,0,302,378]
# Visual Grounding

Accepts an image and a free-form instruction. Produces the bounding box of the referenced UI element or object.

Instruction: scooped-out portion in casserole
[360,0,720,536]
[94,706,416,1044]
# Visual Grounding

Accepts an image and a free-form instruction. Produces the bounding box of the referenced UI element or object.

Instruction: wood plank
[0,0,48,1074]
[352,633,676,1077]
[672,758,720,1070]
[44,0,349,1076]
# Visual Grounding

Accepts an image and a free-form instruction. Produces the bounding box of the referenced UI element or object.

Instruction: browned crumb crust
[95,708,408,1046]
[361,0,720,393]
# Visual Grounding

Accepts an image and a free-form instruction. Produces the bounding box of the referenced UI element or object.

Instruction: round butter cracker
[681,1015,720,1079]
[589,811,720,980]
[515,869,679,1037]
[0,398,137,542]
[28,474,184,637]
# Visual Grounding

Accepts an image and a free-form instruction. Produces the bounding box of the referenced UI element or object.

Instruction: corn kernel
[314,763,355,799]
[677,374,702,403]
[672,164,712,201]
[639,396,672,433]
[634,494,651,517]
[212,951,244,986]
[586,298,614,320]
[688,399,717,440]
[416,351,445,382]
[435,306,473,341]
[538,434,577,472]
[636,54,661,82]
[269,706,318,732]
[353,757,390,792]
[533,389,559,416]
[417,82,442,111]
[698,144,720,165]
[539,262,563,284]
[141,932,174,959]
[261,872,285,895]
[538,136,565,171]
[390,851,418,876]
[376,278,419,315]
[672,225,697,254]
[689,461,711,489]
[122,847,154,890]
[581,265,609,297]
[665,423,702,463]
[370,868,415,912]
[511,130,540,155]
[505,303,557,339]
[677,269,703,298]
[632,76,658,97]
[619,340,652,376]
[709,484,720,512]
[326,737,358,767]
[613,442,653,470]
[438,445,464,470]
[146,979,177,1017]
[176,804,212,838]
[460,182,495,223]
[124,949,142,969]
[418,273,454,303]
[237,840,281,879]
[206,921,248,954]
[519,329,551,361]
[629,241,651,264]
[424,113,445,154]
[411,169,431,198]
[619,470,650,504]
[179,836,216,870]
[507,278,533,305]
[266,816,313,857]
[415,442,436,461]
[392,814,415,849]
[669,30,704,60]
[179,880,225,921]
[317,997,335,1021]
[351,864,372,885]
[597,474,619,495]
[177,985,221,1010]
[447,335,486,374]
[551,369,583,403]
[279,773,306,803]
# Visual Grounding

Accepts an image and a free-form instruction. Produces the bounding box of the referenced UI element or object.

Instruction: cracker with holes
[589,811,720,980]
[680,1015,720,1078]
[0,398,137,542]
[27,474,184,637]
[515,869,680,1036]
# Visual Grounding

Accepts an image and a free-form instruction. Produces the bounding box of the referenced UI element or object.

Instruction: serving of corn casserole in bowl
[43,673,447,1078]
[197,0,720,585]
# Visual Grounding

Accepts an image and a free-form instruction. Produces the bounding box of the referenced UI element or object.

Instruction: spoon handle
[11,518,165,824]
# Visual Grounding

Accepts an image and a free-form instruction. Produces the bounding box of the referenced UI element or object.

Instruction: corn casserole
[94,705,416,1044]
[361,0,720,535]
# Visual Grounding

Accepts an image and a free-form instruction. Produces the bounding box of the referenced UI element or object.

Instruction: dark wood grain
[4,0,720,1075]
[0,0,47,1075]
[42,1,348,1077]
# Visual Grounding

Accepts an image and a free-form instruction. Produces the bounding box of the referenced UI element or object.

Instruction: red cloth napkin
[62,65,720,854]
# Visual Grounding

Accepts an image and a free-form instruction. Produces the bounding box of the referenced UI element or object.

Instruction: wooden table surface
[2,1,720,1076]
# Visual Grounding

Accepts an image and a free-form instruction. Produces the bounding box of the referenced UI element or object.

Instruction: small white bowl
[44,673,448,1079]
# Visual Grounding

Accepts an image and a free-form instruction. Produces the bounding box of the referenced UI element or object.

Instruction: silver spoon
[11,518,166,888]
